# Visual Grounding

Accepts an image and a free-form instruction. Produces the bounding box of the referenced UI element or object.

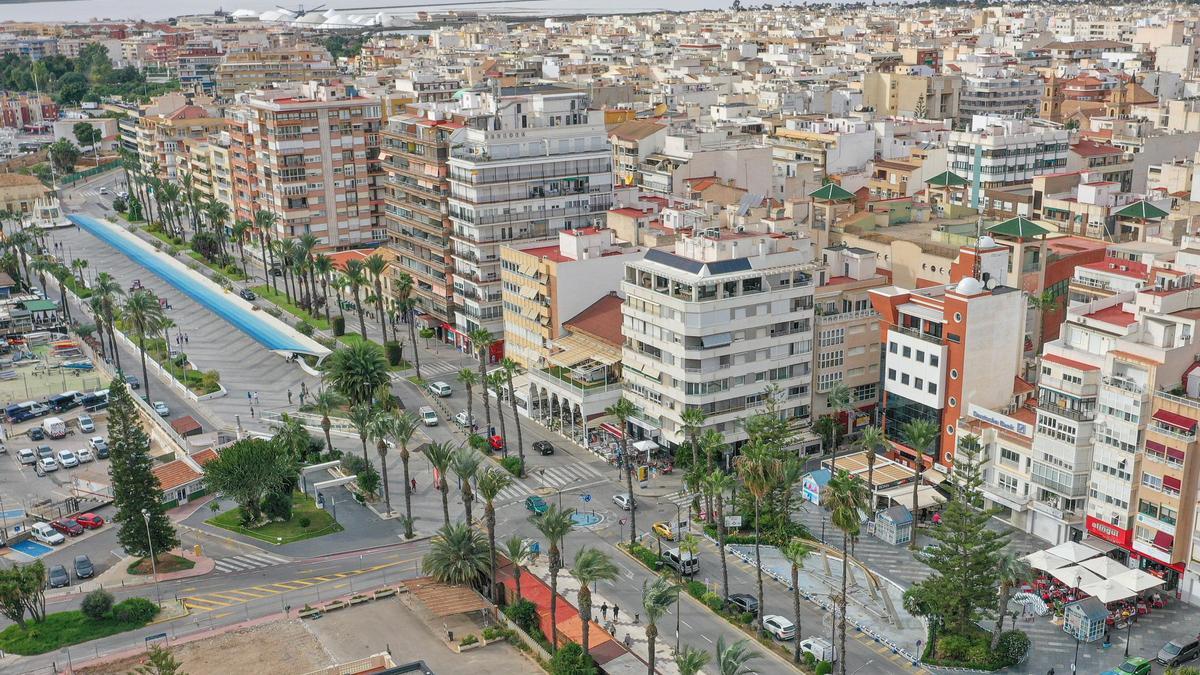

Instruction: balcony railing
[1103,376,1147,395]
[1039,402,1096,422]
[1149,423,1196,442]
[816,308,878,324]
[893,325,943,346]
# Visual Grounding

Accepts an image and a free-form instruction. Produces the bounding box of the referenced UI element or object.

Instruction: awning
[1079,578,1136,604]
[1146,439,1166,454]
[1153,530,1174,550]
[1109,568,1164,593]
[1163,475,1182,491]
[599,423,623,439]
[1167,448,1185,462]
[1023,550,1070,572]
[1045,540,1103,564]
[1079,555,1128,579]
[876,484,946,510]
[700,332,733,349]
[547,333,620,368]
[1051,565,1102,588]
[1153,409,1197,432]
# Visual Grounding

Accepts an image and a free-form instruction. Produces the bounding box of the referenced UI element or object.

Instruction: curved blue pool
[69,214,330,359]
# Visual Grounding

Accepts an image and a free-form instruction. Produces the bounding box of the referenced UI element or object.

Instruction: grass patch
[0,606,157,655]
[251,284,330,330]
[126,553,195,575]
[188,251,247,281]
[206,493,343,545]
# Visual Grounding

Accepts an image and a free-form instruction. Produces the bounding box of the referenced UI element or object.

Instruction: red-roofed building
[152,456,207,507]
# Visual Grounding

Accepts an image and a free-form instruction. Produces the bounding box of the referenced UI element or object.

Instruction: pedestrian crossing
[73,186,122,200]
[660,489,699,509]
[390,359,462,381]
[212,552,290,574]
[494,462,608,503]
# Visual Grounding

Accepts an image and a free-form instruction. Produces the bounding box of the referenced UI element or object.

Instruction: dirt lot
[76,620,331,675]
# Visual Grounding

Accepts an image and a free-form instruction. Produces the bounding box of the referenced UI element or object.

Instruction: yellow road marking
[272,580,311,590]
[332,582,347,589]
[222,589,273,599]
[212,611,234,619]
[182,598,229,610]
[180,560,406,613]
[207,592,259,602]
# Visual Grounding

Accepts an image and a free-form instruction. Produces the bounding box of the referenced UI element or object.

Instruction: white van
[427,381,452,397]
[31,522,65,546]
[419,406,439,426]
[661,548,699,576]
[799,637,837,663]
[41,417,67,439]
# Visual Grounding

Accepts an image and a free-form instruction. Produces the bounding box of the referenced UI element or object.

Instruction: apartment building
[136,103,227,181]
[213,44,337,100]
[178,132,235,218]
[620,229,816,451]
[812,244,887,418]
[236,81,384,249]
[609,119,667,189]
[862,70,962,121]
[0,92,58,132]
[500,227,643,369]
[1066,140,1134,193]
[177,44,224,94]
[447,85,614,346]
[948,116,1070,209]
[958,69,1043,122]
[771,116,874,178]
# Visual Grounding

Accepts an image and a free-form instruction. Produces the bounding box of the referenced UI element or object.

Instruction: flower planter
[456,640,482,653]
[322,600,349,612]
[298,608,322,620]
[349,595,371,606]
[373,588,396,600]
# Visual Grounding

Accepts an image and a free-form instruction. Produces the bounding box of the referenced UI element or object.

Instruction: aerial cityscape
[0,2,1198,674]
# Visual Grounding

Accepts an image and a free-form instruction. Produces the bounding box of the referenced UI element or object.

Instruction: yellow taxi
[652,521,675,540]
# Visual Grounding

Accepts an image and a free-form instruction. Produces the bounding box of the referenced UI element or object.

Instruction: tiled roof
[153,459,202,491]
[564,293,624,348]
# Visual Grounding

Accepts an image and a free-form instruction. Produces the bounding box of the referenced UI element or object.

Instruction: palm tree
[715,637,761,675]
[680,407,706,468]
[50,267,73,324]
[297,233,320,309]
[310,388,345,454]
[826,382,852,475]
[855,425,887,509]
[331,275,348,321]
[606,398,637,545]
[70,258,87,287]
[532,503,575,650]
[703,469,736,600]
[458,368,479,431]
[641,576,680,675]
[451,446,482,525]
[503,534,533,602]
[391,411,419,538]
[88,296,107,359]
[364,254,390,345]
[991,553,1032,649]
[347,403,373,463]
[468,328,494,435]
[676,646,711,675]
[1028,290,1058,358]
[397,297,422,378]
[487,371,508,455]
[30,257,51,296]
[122,290,165,402]
[781,539,813,664]
[325,340,390,406]
[572,546,619,657]
[425,441,455,527]
[313,254,334,325]
[343,259,369,340]
[900,419,940,550]
[93,272,124,371]
[824,469,869,675]
[422,522,489,585]
[737,445,780,623]
[253,210,277,293]
[477,468,513,598]
[499,357,526,467]
[367,412,398,515]
[230,219,252,277]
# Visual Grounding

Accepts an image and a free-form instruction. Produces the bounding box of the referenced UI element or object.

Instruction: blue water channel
[68,214,329,358]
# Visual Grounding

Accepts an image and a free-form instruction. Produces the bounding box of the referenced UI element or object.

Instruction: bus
[80,390,109,412]
[5,401,49,423]
[48,391,82,413]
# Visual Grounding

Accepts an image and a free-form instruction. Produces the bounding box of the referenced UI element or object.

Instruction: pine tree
[107,377,179,560]
[902,434,1007,636]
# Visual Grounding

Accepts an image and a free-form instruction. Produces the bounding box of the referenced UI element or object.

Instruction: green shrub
[384,340,402,366]
[81,590,113,621]
[702,591,724,611]
[459,634,478,646]
[500,456,523,476]
[803,651,817,667]
[815,661,832,675]
[112,598,158,624]
[469,434,489,451]
[296,321,314,336]
[685,580,706,599]
[548,641,596,675]
[738,612,754,625]
[261,491,292,521]
[298,516,312,528]
[482,626,501,641]
[332,315,345,336]
[341,454,369,475]
[626,543,660,570]
[995,630,1030,666]
[935,634,973,661]
[356,464,380,496]
[504,599,538,633]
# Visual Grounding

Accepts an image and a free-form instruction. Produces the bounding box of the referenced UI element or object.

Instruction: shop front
[1085,516,1133,564]
[1133,553,1184,592]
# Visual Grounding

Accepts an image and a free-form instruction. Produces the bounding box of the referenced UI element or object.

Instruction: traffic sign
[581,494,592,503]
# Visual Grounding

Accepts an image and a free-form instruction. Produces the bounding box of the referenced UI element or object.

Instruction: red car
[49,519,83,536]
[489,435,505,451]
[75,513,104,530]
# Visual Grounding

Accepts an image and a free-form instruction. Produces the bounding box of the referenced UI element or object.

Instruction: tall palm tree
[900,419,940,551]
[425,441,455,527]
[88,295,107,359]
[367,413,398,515]
[343,259,369,340]
[641,576,680,675]
[715,637,761,675]
[451,446,482,525]
[855,425,887,509]
[391,411,419,539]
[457,368,479,431]
[297,233,320,309]
[324,340,390,406]
[50,267,73,324]
[826,382,852,475]
[310,388,345,454]
[676,646,711,675]
[487,371,508,454]
[30,257,51,296]
[397,297,421,378]
[680,407,706,468]
[606,397,637,545]
[230,219,252,277]
[824,469,869,675]
[347,403,373,463]
[422,522,489,585]
[499,357,525,469]
[532,504,575,650]
[468,328,494,434]
[991,553,1032,649]
[572,547,619,658]
[737,445,779,624]
[703,469,736,600]
[781,539,813,664]
[206,201,231,256]
[313,254,334,324]
[70,258,88,287]
[274,238,294,304]
[93,272,124,371]
[253,210,277,293]
[503,534,533,602]
[364,254,390,345]
[477,468,513,598]
[331,275,348,321]
[122,290,165,402]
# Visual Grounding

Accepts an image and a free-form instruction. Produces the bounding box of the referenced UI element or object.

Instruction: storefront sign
[1086,515,1132,547]
[802,475,822,505]
[968,403,1033,438]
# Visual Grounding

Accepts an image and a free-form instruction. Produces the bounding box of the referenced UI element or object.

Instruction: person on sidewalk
[287,389,293,405]
[411,478,417,493]
[601,602,608,621]
[612,605,619,622]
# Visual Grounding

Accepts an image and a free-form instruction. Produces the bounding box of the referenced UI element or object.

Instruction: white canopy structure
[1079,556,1130,579]
[1045,541,1102,564]
[1079,578,1137,604]
[1051,565,1103,588]
[1023,550,1070,572]
[1109,568,1165,593]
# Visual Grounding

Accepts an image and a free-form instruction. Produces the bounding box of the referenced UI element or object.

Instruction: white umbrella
[1079,556,1129,579]
[1045,541,1103,564]
[1023,550,1070,572]
[1050,565,1102,588]
[1109,568,1164,593]
[1080,578,1137,604]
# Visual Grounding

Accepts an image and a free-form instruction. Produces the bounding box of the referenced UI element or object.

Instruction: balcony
[816,307,878,324]
[1149,423,1196,442]
[893,325,943,346]
[1103,376,1148,396]
[1039,402,1096,422]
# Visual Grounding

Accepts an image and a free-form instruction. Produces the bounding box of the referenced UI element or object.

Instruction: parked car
[1114,657,1152,675]
[419,406,439,426]
[533,440,554,455]
[454,410,474,428]
[30,522,64,545]
[75,513,105,529]
[49,519,83,536]
[489,435,505,452]
[76,448,94,463]
[98,186,109,195]
[125,375,140,389]
[73,555,94,579]
[1159,637,1200,666]
[725,593,759,617]
[153,401,169,416]
[612,493,637,510]
[27,427,44,441]
[47,564,70,588]
[652,521,675,540]
[41,417,67,439]
[762,615,796,641]
[239,288,257,301]
[89,437,109,458]
[525,495,548,515]
[77,414,94,432]
[36,445,52,459]
[56,450,79,468]
[661,548,698,576]
[17,448,36,465]
[427,381,452,397]
[37,457,59,473]
[799,637,836,663]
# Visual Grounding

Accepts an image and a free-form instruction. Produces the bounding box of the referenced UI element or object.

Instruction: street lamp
[1071,574,1081,673]
[142,509,162,606]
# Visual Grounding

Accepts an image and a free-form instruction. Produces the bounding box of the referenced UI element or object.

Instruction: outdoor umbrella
[1050,565,1102,588]
[1045,540,1103,564]
[1109,568,1164,593]
[1023,550,1070,572]
[1079,556,1130,579]
[1079,578,1137,604]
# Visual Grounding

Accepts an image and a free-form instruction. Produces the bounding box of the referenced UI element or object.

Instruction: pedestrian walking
[411,477,417,492]
[287,389,293,405]
[184,334,189,343]
[601,602,608,621]
[612,605,619,622]
[250,406,255,418]
[623,633,631,649]
[247,391,252,401]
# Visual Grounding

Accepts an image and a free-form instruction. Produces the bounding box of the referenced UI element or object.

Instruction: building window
[928,382,937,395]
[914,377,924,389]
[902,346,912,358]
[954,312,963,322]
[820,328,845,347]
[949,397,957,407]
[818,372,843,390]
[916,350,925,363]
[889,341,898,354]
[819,351,844,368]
[950,369,959,379]
[888,369,897,381]
[901,373,910,385]
[930,354,939,367]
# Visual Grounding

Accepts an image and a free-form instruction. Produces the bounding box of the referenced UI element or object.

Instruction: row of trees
[0,46,178,106]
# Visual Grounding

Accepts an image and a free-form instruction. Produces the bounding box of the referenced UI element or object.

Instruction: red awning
[1167,447,1186,462]
[1162,475,1182,491]
[1146,440,1166,454]
[1153,530,1174,550]
[1153,409,1197,431]
[599,423,624,439]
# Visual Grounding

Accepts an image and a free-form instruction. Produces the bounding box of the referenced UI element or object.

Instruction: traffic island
[205,492,343,545]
